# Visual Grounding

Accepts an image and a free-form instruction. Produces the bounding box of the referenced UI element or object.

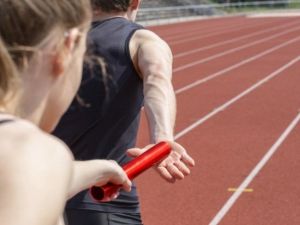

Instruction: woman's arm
[69,160,131,199]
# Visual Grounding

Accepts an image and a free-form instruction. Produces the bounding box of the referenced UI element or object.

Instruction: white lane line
[174,55,300,140]
[175,36,300,95]
[174,21,300,58]
[209,111,300,225]
[165,19,254,42]
[169,19,286,45]
[173,25,300,73]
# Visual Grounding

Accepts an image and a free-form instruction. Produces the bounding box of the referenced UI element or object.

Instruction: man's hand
[127,142,195,183]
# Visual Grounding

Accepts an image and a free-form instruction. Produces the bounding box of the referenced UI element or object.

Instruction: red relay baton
[90,141,171,202]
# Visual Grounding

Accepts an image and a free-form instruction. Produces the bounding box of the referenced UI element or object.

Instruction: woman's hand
[68,160,131,200]
[96,160,132,194]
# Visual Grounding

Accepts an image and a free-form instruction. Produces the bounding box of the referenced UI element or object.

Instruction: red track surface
[135,15,300,225]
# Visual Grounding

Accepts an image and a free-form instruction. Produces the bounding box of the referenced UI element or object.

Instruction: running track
[135,15,300,225]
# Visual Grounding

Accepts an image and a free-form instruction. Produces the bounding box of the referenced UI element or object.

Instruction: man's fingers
[156,155,191,181]
[169,141,195,167]
[126,148,144,158]
[173,161,190,176]
[166,164,184,180]
[181,152,195,167]
[156,166,176,183]
[126,144,154,158]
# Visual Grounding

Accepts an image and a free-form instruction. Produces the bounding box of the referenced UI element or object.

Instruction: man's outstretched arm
[128,30,195,183]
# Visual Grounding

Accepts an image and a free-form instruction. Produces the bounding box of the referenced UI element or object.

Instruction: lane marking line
[228,188,253,193]
[175,36,300,95]
[165,18,268,42]
[170,23,251,44]
[174,25,300,73]
[174,20,300,58]
[169,19,284,45]
[163,16,250,41]
[174,55,300,140]
[209,112,300,225]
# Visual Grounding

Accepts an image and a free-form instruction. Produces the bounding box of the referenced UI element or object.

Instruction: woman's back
[0,115,73,225]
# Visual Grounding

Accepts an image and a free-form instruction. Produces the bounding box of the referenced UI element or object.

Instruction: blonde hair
[0,38,18,110]
[0,0,92,109]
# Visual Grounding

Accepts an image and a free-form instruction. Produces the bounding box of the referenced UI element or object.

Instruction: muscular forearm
[133,29,177,143]
[143,75,176,143]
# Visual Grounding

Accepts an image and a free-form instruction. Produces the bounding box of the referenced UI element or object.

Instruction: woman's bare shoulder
[0,118,72,159]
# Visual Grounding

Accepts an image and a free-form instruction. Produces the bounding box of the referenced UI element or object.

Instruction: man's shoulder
[134,29,161,42]
[133,29,170,49]
[132,29,172,56]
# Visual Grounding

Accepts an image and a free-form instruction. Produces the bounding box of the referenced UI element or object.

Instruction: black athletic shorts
[65,209,143,225]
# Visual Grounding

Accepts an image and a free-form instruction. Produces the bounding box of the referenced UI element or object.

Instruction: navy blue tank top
[53,18,144,213]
